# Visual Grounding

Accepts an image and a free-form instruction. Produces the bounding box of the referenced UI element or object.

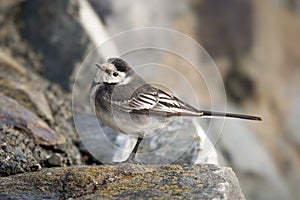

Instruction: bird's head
[92,58,133,87]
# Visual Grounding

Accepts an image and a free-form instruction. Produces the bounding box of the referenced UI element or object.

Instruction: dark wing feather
[111,88,202,117]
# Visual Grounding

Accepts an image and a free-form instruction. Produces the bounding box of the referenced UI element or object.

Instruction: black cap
[107,58,131,73]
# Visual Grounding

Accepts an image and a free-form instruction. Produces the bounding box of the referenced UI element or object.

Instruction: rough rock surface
[0,93,65,146]
[0,164,245,200]
[20,0,92,89]
[0,0,82,176]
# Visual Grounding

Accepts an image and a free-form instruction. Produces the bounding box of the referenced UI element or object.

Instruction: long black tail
[201,110,262,121]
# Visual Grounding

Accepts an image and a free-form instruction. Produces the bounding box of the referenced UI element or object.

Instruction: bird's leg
[124,136,143,163]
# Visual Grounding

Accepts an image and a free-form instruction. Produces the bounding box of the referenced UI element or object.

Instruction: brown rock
[0,93,65,146]
[0,164,245,199]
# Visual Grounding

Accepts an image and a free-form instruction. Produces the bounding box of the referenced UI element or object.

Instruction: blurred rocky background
[0,0,299,199]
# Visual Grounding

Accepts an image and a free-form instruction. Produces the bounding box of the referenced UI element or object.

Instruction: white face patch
[93,62,127,84]
[102,71,126,84]
[105,63,117,71]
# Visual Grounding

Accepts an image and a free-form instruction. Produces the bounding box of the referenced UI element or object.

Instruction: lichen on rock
[0,164,245,199]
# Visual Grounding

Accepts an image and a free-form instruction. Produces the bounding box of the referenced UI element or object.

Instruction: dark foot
[109,137,144,164]
[122,137,144,164]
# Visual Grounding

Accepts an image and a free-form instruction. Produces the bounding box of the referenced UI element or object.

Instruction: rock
[136,119,218,165]
[44,154,62,167]
[89,0,112,24]
[0,78,54,122]
[20,0,91,89]
[0,49,27,76]
[1,143,10,153]
[0,164,245,199]
[284,97,300,199]
[0,50,29,86]
[211,117,290,200]
[0,128,40,176]
[0,0,44,73]
[0,3,83,171]
[0,119,81,177]
[0,48,55,123]
[285,97,300,147]
[0,93,65,146]
[74,112,135,164]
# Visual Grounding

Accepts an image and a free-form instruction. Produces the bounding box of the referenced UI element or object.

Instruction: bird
[90,58,262,163]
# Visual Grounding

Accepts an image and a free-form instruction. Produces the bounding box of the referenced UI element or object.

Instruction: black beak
[95,63,105,71]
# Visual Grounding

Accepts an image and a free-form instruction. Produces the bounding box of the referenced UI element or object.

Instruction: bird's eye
[112,72,118,77]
